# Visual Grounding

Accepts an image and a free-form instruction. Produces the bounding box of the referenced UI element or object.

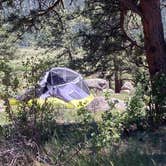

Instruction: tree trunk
[140,0,166,77]
[115,70,121,93]
[120,0,166,122]
[114,55,122,93]
[140,0,166,122]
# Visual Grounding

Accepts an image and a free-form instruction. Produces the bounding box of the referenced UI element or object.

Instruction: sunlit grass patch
[110,93,131,101]
[0,111,9,126]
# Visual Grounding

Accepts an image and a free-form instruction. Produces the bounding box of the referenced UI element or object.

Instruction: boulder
[86,96,110,112]
[120,89,131,94]
[85,79,109,91]
[0,105,4,112]
[0,100,4,112]
[110,98,126,111]
[121,82,134,91]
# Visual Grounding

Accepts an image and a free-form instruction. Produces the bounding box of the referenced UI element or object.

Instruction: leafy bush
[125,85,146,125]
[134,69,166,124]
[0,53,67,142]
[150,73,166,123]
[12,101,59,142]
[89,85,147,149]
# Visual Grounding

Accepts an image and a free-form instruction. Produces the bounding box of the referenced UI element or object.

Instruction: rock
[115,101,126,111]
[120,89,131,94]
[110,98,126,111]
[85,79,109,91]
[0,101,5,112]
[121,82,134,91]
[86,96,110,112]
[0,106,4,112]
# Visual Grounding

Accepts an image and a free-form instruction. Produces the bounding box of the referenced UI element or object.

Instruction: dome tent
[9,67,94,108]
[36,67,94,108]
[39,67,91,101]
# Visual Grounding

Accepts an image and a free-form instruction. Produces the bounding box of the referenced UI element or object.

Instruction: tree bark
[139,0,166,121]
[114,56,122,93]
[114,70,121,93]
[140,0,166,77]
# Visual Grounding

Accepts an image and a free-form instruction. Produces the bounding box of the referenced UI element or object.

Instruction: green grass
[42,124,166,166]
[0,91,131,125]
[110,93,130,101]
[0,111,9,126]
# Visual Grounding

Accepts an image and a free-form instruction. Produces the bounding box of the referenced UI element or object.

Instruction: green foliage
[10,101,59,142]
[133,68,150,94]
[0,22,19,123]
[126,85,146,124]
[44,133,157,166]
[90,86,146,148]
[0,26,16,58]
[0,60,19,97]
[70,0,125,76]
[77,107,94,124]
[94,111,123,148]
[152,73,166,106]
[0,48,68,142]
[134,69,166,124]
[35,13,64,48]
[22,56,51,86]
[150,73,166,123]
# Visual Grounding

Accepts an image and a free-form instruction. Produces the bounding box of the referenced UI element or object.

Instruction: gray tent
[39,67,90,102]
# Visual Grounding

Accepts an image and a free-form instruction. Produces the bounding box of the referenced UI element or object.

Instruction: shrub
[125,84,146,125]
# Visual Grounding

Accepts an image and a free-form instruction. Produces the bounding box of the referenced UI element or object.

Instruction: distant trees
[1,0,165,76]
[70,0,143,92]
[0,0,64,39]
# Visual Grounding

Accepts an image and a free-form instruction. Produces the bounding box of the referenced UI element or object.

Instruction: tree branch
[120,0,143,49]
[120,0,142,17]
[120,9,143,49]
[5,0,64,33]
[36,0,64,16]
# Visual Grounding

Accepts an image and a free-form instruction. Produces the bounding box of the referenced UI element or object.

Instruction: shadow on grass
[43,122,166,166]
[0,120,165,166]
